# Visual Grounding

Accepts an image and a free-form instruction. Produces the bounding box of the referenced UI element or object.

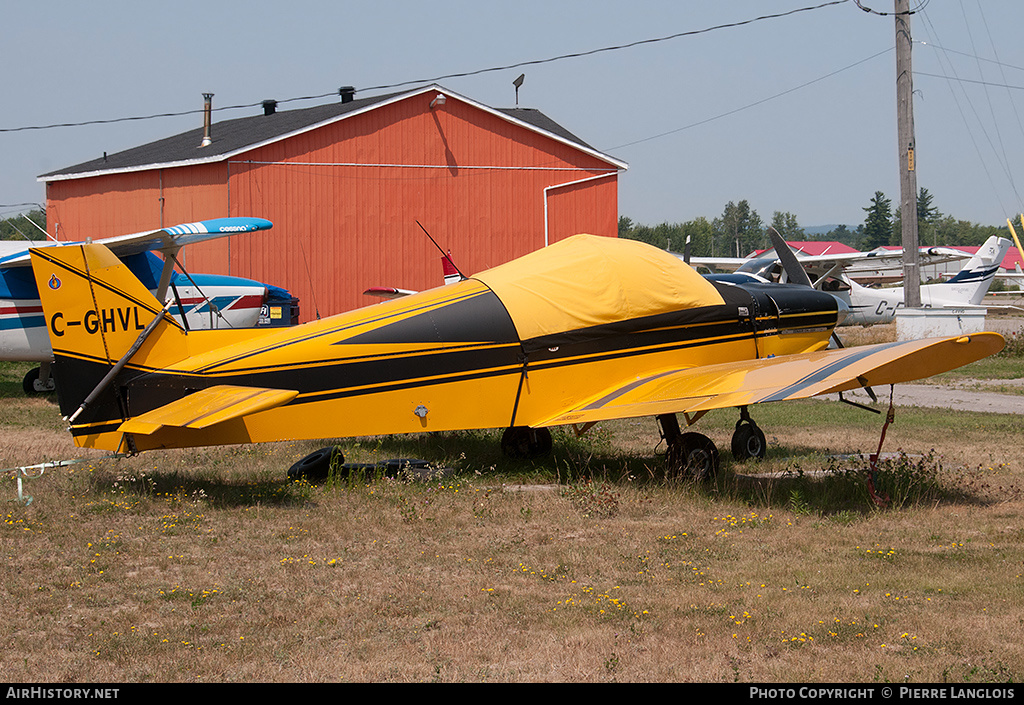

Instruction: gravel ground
[834,383,1024,415]
[833,310,1024,414]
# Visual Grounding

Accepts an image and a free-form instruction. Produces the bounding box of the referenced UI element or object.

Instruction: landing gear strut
[731,407,766,461]
[22,364,55,395]
[658,413,719,481]
[501,426,553,459]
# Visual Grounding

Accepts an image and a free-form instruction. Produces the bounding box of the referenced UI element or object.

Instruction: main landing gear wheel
[731,420,767,461]
[667,432,720,481]
[501,426,553,459]
[658,414,719,481]
[730,407,766,461]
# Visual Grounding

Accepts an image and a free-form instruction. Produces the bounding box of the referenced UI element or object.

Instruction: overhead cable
[607,46,894,151]
[1,1,850,134]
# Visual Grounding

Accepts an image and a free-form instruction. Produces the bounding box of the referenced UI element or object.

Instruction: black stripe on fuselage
[191,285,508,374]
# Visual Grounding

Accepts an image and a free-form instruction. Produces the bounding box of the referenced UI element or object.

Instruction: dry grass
[2,360,1024,683]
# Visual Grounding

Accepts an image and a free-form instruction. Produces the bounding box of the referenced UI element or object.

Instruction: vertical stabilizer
[940,236,1011,305]
[28,243,190,436]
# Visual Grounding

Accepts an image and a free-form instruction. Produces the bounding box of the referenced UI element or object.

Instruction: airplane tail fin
[945,236,1012,304]
[442,251,461,285]
[28,242,190,435]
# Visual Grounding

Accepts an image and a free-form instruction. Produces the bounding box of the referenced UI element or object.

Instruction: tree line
[619,188,1022,257]
[0,209,47,241]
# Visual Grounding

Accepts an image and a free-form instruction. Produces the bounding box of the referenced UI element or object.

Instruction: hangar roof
[39,84,626,182]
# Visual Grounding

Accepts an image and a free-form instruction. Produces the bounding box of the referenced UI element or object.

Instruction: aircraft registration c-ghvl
[1,217,289,394]
[28,230,1004,480]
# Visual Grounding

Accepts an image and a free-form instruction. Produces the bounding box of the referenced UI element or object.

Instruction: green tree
[861,191,893,250]
[618,216,716,258]
[931,216,1004,247]
[678,217,715,258]
[893,187,944,246]
[823,224,855,246]
[617,215,634,238]
[713,200,763,257]
[769,211,805,240]
[0,210,47,241]
[916,187,943,246]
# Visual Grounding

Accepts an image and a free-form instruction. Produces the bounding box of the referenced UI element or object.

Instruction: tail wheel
[731,420,767,461]
[501,426,553,459]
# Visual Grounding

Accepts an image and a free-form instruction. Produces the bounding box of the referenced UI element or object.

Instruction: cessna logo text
[50,307,147,337]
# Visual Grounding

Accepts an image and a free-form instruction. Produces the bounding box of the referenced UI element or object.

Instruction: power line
[1,1,851,135]
[914,72,1024,92]
[607,47,894,151]
[359,1,851,92]
[916,40,1024,75]
[853,0,931,16]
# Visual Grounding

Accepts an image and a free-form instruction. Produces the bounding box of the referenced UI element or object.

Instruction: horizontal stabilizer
[119,385,298,435]
[536,333,1004,427]
[364,286,417,299]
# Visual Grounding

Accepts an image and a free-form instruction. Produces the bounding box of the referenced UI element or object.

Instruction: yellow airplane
[27,230,1003,482]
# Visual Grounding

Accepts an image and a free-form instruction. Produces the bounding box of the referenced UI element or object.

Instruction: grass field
[2,334,1023,682]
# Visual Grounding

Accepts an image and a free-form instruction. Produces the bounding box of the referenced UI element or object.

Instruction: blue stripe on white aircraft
[0,217,294,393]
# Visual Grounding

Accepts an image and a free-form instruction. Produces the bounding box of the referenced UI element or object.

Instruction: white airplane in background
[688,242,970,285]
[705,234,1011,326]
[0,217,292,393]
[823,235,1012,325]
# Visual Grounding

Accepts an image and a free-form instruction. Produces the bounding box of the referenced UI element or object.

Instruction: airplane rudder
[29,243,185,364]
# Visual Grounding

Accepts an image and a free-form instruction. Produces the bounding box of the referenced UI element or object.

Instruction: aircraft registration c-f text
[49,307,148,337]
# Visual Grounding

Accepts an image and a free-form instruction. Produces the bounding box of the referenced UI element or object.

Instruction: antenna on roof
[416,220,466,281]
[513,74,525,106]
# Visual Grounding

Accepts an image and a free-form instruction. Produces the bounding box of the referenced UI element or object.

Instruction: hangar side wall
[45,93,619,319]
[218,94,619,317]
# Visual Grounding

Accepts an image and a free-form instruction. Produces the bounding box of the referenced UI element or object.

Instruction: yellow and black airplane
[27,230,1003,480]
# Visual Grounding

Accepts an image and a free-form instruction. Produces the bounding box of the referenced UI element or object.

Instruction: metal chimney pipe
[201,93,214,147]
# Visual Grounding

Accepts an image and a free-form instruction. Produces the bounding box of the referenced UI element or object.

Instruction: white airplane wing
[0,217,273,268]
[686,246,968,279]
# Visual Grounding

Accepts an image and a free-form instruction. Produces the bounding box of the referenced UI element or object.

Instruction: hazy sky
[4,0,1024,232]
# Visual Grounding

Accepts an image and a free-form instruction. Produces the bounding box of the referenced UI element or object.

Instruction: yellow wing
[535,333,1004,427]
[119,385,299,435]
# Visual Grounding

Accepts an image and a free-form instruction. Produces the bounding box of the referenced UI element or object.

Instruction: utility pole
[895,0,921,307]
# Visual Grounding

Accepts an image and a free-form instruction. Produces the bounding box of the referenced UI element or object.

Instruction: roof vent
[339,86,356,103]
[200,93,214,147]
[262,99,278,116]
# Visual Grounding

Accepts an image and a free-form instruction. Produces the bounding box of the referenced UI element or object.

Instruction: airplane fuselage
[838,281,994,326]
[55,275,841,452]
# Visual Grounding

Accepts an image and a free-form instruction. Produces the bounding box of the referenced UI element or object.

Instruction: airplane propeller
[766,227,813,288]
[764,228,876,405]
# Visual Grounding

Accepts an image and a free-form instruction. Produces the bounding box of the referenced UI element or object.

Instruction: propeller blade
[766,227,813,288]
[683,235,692,264]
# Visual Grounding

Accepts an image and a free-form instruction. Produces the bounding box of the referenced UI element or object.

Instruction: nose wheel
[731,407,766,461]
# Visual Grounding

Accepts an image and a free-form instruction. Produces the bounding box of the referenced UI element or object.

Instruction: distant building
[40,85,627,318]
